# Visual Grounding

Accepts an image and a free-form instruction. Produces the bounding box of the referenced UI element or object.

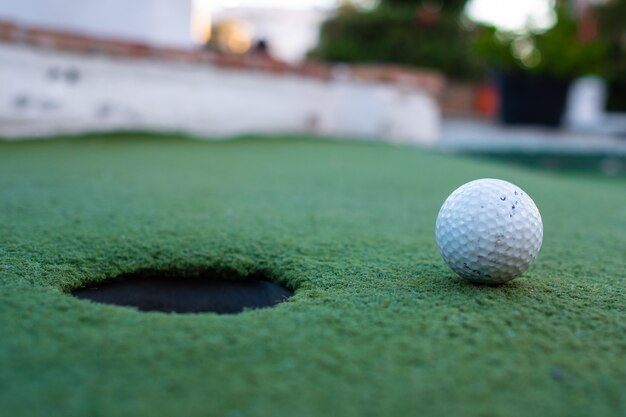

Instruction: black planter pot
[495,71,571,127]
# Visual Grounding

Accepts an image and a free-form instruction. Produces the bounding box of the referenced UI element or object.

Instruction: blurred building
[0,0,192,48]
[210,6,329,62]
[0,0,329,62]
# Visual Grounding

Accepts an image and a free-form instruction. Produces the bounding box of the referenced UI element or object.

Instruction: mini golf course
[0,133,624,417]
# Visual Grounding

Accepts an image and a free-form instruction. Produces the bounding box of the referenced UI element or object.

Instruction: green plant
[309,1,484,80]
[595,0,626,110]
[472,6,607,78]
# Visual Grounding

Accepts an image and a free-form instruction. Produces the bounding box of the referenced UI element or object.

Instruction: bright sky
[200,0,557,31]
[192,0,559,53]
[465,0,556,32]
[200,0,338,11]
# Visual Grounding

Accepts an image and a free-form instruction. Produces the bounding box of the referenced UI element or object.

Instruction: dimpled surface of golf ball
[435,179,543,284]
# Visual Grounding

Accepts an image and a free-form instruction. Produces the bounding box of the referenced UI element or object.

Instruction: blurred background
[0,0,624,173]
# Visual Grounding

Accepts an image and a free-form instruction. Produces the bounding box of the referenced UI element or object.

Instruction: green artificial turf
[0,133,624,417]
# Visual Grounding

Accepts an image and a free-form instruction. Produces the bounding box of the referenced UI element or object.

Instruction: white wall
[0,0,193,48]
[0,44,440,144]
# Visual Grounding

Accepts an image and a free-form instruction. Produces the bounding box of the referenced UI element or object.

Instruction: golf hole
[71,268,293,314]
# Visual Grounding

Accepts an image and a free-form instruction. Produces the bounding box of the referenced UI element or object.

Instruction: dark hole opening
[71,269,293,314]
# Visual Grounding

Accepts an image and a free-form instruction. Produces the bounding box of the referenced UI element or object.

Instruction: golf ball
[435,179,543,284]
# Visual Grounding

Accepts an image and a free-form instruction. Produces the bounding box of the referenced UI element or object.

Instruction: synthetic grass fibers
[0,133,624,417]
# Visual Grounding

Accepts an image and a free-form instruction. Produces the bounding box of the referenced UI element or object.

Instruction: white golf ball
[435,178,543,284]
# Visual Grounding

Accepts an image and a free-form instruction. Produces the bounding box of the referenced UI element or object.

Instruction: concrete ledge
[0,43,440,145]
[0,19,442,87]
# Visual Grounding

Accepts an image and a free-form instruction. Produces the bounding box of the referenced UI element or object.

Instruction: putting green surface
[1,133,624,417]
